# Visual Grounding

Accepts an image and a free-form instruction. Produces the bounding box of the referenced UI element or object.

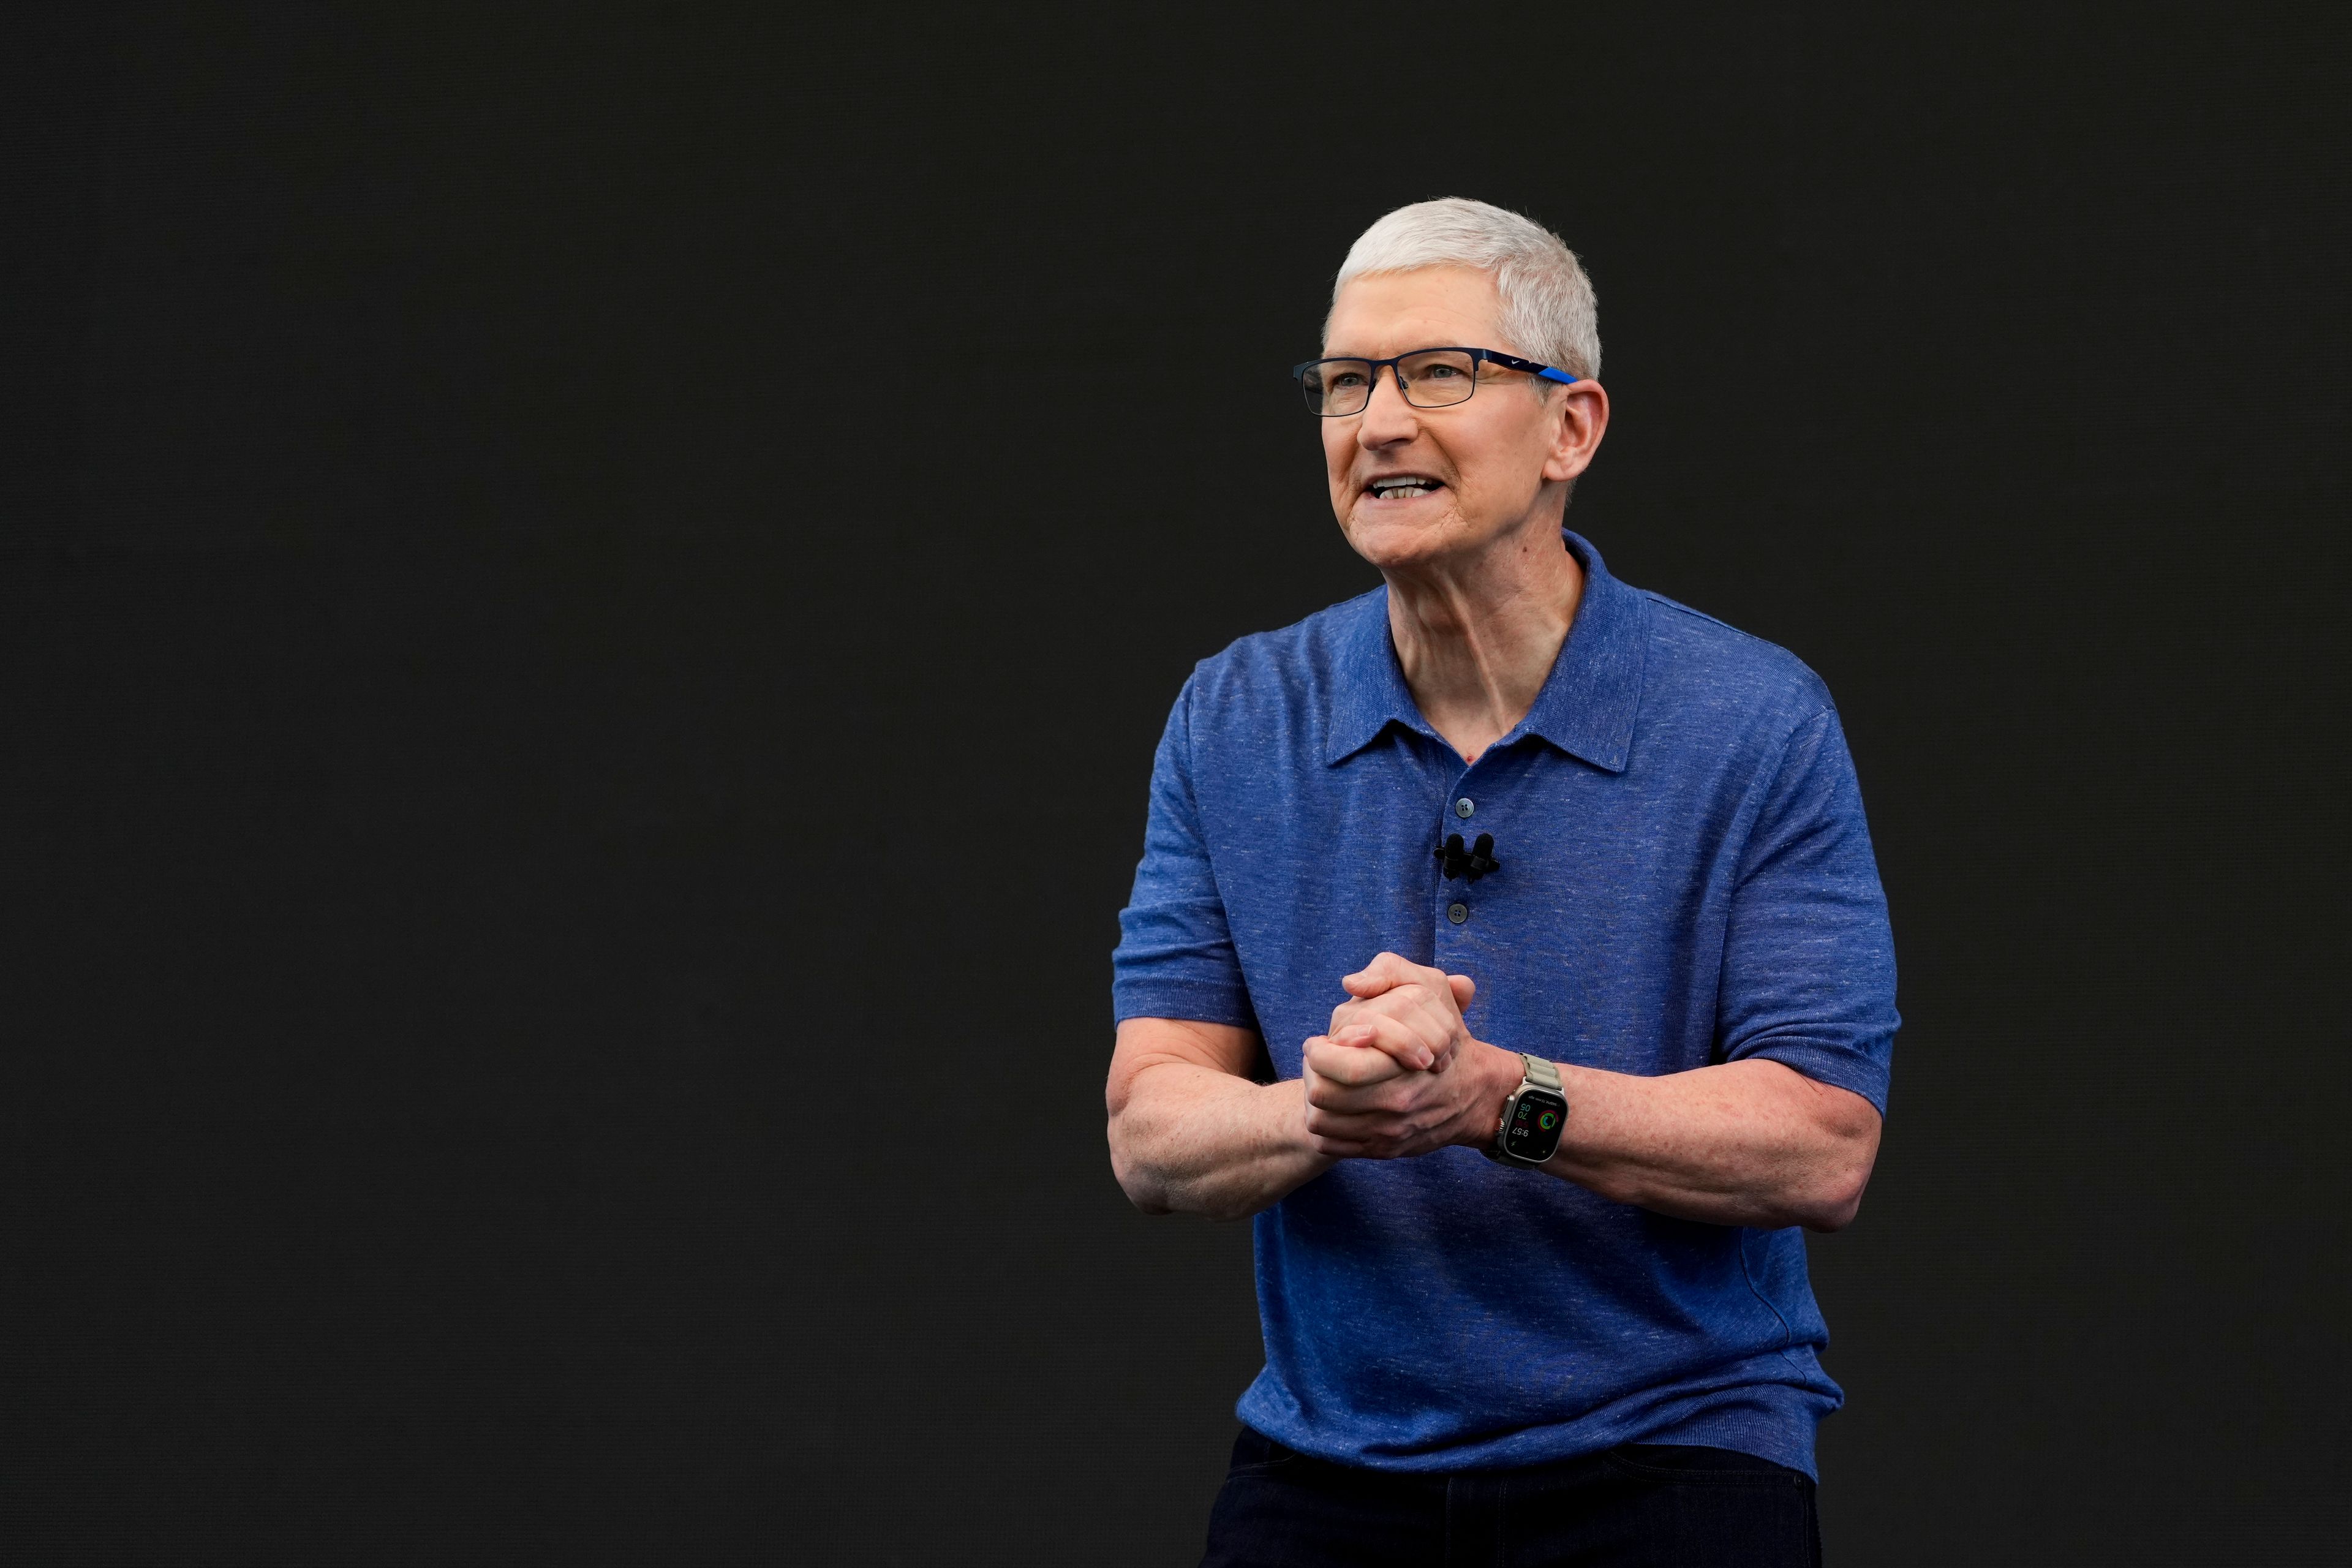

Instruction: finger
[1341,978,1468,1068]
[1329,987,1425,1035]
[1332,1012,1438,1072]
[1306,1131,1377,1159]
[1306,1105,1414,1137]
[1304,1052,1422,1104]
[1303,1107,1430,1157]
[1305,1075,1423,1117]
[1321,1035,1419,1084]
[1341,950,1436,998]
[1303,1035,1412,1087]
[1340,998,1458,1066]
[1343,951,1429,993]
[1351,977,1464,1027]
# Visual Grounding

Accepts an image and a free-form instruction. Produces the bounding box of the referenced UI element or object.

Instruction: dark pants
[1200,1427,1822,1568]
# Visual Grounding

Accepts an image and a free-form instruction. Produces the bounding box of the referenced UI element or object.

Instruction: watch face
[1502,1089,1568,1163]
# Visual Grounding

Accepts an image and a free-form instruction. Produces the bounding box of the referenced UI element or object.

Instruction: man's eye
[1420,363,1466,379]
[1328,370,1368,389]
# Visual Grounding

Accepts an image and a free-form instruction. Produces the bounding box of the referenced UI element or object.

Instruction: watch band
[1518,1053,1561,1092]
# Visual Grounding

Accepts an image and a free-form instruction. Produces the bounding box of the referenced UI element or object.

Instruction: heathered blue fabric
[1110,529,1899,1479]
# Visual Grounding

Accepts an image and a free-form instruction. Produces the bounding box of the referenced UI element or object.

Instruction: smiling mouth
[1366,475,1445,501]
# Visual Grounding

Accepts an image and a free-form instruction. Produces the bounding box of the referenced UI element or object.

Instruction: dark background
[4,4,2345,1562]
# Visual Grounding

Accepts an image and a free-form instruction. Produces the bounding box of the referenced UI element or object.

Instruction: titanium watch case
[1486,1052,1568,1167]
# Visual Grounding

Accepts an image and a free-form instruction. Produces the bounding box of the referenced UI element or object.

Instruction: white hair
[1330,197,1601,382]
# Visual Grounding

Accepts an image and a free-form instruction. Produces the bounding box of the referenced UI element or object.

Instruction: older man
[1106,198,1897,1566]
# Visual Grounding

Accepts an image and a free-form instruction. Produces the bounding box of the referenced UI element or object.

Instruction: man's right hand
[1325,952,1479,1072]
[1301,954,1510,1161]
[1104,957,1492,1219]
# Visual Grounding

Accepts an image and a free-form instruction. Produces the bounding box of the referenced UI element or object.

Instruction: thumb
[1447,973,1476,1009]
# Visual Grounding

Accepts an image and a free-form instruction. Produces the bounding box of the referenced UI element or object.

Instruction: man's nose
[1357,364,1419,444]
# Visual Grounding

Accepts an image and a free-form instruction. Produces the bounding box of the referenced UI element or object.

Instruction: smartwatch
[1486,1053,1568,1167]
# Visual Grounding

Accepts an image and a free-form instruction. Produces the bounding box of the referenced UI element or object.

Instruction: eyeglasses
[1291,346,1582,417]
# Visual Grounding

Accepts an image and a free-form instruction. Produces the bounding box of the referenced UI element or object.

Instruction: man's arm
[1305,953,1882,1232]
[1105,1018,1331,1221]
[1524,1055,1879,1231]
[1108,974,1479,1221]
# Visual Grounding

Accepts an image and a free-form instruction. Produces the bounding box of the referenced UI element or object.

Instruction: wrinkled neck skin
[1383,512,1584,766]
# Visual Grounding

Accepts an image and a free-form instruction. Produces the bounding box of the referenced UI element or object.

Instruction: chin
[1340,504,1474,570]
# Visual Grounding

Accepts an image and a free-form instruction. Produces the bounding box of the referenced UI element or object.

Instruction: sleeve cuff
[1112,978,1259,1033]
[1733,1040,1891,1117]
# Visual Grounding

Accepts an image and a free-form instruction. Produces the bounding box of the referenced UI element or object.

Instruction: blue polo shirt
[1110,529,1898,1477]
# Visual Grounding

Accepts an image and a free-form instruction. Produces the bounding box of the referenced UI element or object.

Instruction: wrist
[1283,1075,1319,1155]
[1453,1039,1521,1149]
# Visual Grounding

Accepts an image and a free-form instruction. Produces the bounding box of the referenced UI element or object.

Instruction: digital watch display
[1487,1053,1567,1167]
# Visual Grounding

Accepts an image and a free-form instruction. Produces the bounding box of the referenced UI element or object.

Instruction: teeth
[1373,479,1438,498]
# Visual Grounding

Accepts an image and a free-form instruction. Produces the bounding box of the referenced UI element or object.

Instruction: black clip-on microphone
[1434,831,1501,883]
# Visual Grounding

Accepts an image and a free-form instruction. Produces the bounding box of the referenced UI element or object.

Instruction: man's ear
[1542,380,1609,484]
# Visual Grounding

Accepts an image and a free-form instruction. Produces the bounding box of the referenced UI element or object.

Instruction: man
[1106,198,1898,1567]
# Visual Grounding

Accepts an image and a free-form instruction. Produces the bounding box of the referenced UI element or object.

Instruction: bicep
[1106,1016,1263,1116]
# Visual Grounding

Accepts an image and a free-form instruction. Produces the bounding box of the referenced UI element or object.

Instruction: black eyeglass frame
[1289,345,1583,416]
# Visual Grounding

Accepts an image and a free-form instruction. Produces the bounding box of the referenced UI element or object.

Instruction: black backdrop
[5,5,2346,1563]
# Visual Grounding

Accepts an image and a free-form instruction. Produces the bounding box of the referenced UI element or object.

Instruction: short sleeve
[1110,672,1258,1031]
[1716,707,1901,1113]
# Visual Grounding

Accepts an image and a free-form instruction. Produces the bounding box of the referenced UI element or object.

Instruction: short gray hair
[1330,197,1601,382]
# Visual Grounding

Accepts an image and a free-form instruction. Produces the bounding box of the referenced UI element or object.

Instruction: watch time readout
[1505,1090,1567,1158]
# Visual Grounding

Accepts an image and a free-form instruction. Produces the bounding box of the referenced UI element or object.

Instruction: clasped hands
[1301,951,1512,1161]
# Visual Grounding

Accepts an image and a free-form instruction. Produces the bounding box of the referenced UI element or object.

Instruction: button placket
[1437,770,1489,932]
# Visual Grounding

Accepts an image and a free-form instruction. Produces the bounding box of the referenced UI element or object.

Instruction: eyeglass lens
[1300,350,1482,415]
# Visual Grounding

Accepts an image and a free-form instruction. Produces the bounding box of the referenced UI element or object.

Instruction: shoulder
[1177,585,1383,719]
[1629,587,1838,744]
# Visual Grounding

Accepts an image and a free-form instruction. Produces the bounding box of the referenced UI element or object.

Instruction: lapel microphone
[1434,832,1501,883]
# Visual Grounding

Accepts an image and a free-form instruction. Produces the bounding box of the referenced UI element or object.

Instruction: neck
[1384,522,1585,765]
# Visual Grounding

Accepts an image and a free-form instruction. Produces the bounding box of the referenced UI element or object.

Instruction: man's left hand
[1300,952,1515,1160]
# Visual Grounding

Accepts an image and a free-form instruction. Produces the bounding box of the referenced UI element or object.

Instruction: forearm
[1109,1064,1332,1221]
[1502,1054,1879,1231]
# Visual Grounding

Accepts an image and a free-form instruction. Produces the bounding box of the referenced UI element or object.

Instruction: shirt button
[1447,902,1469,925]
[1454,797,1475,819]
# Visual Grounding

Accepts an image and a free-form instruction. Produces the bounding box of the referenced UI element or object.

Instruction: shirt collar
[1322,527,1647,774]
